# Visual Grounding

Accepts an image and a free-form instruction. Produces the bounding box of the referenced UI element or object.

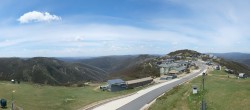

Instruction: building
[239,73,247,78]
[158,59,189,76]
[168,66,187,75]
[215,65,221,70]
[107,79,127,92]
[126,77,153,89]
[176,60,189,67]
[158,63,178,75]
[161,59,175,64]
[168,70,178,75]
[160,75,177,80]
[206,61,213,65]
[225,68,234,74]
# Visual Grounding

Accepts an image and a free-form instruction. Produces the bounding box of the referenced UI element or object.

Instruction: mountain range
[0,50,250,85]
[212,52,250,67]
[0,57,108,85]
[73,55,160,80]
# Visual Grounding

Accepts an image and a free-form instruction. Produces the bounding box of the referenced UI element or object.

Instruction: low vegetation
[168,49,201,57]
[214,58,250,75]
[0,57,108,85]
[82,54,160,80]
[0,82,140,110]
[149,70,250,110]
[109,59,160,80]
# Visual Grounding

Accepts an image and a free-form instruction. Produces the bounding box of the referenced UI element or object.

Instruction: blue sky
[0,0,250,57]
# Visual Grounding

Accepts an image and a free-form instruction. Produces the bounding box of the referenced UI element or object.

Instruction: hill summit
[168,49,201,57]
[1,49,249,85]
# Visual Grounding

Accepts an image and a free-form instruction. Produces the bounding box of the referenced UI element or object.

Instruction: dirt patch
[93,86,100,91]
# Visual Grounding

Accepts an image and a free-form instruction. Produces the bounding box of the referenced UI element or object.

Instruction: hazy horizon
[1,0,250,57]
[0,51,250,58]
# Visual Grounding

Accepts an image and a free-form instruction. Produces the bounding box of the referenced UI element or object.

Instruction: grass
[149,70,250,110]
[0,82,141,110]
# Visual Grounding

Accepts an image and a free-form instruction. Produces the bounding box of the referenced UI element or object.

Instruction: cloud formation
[17,11,61,23]
[1,1,250,57]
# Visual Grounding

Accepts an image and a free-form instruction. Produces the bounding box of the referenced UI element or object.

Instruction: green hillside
[168,49,201,57]
[82,55,160,80]
[0,57,108,85]
[149,70,250,110]
[214,58,250,75]
[0,81,140,110]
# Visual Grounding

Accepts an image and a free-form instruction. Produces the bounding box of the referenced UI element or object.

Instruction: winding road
[92,61,207,110]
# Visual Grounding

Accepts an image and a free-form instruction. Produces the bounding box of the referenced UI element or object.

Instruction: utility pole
[12,90,15,110]
[202,72,205,91]
[201,72,206,110]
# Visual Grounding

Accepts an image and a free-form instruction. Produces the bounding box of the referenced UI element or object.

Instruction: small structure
[176,60,189,67]
[158,63,178,75]
[160,75,168,80]
[160,75,177,80]
[206,61,212,65]
[215,65,221,70]
[107,79,127,92]
[0,99,7,108]
[192,85,198,94]
[169,66,187,74]
[126,77,153,89]
[159,67,166,74]
[100,85,108,91]
[225,69,234,74]
[11,79,15,84]
[161,59,175,64]
[239,73,247,79]
[169,70,178,76]
[173,66,187,73]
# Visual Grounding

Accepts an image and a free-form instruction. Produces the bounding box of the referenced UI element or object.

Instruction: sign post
[201,72,206,110]
[12,90,15,110]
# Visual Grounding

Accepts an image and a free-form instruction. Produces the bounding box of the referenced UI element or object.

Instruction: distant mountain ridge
[80,55,160,80]
[0,57,108,85]
[80,55,159,72]
[168,49,201,56]
[212,52,250,67]
[1,50,250,85]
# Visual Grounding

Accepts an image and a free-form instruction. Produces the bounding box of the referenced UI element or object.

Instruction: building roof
[169,70,178,74]
[239,73,245,77]
[126,77,153,85]
[159,63,178,68]
[107,79,125,85]
[171,66,186,73]
[162,59,175,62]
[160,75,168,79]
[161,75,173,79]
[176,60,189,65]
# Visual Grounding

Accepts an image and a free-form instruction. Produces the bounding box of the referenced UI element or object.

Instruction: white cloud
[2,0,250,56]
[17,11,61,23]
[0,39,26,48]
[1,21,250,57]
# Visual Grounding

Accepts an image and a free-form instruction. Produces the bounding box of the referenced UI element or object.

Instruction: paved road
[118,64,207,110]
[93,62,207,110]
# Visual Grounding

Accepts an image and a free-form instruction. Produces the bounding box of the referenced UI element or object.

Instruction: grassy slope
[0,82,140,110]
[149,70,250,110]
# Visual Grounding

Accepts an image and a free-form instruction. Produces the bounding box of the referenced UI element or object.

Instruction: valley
[0,49,250,110]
